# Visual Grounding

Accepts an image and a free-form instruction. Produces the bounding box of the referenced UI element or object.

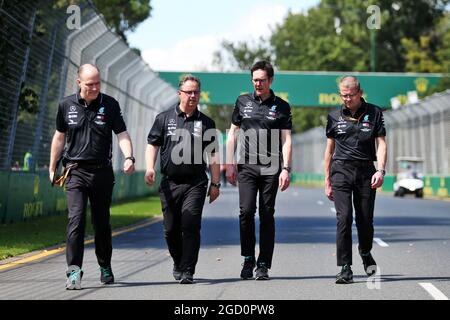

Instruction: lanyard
[341,107,365,123]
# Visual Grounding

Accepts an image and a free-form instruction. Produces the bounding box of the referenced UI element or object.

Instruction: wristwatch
[377,169,386,176]
[210,182,221,189]
[125,156,135,164]
[282,166,291,173]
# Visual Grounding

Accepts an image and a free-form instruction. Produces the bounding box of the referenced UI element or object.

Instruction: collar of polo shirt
[342,98,367,118]
[77,90,102,107]
[175,104,200,119]
[253,89,276,104]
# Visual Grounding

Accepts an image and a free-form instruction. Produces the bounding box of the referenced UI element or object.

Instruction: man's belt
[334,159,373,167]
[72,161,110,170]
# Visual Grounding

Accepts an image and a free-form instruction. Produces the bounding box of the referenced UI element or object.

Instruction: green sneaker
[240,256,255,280]
[100,266,114,284]
[66,265,83,290]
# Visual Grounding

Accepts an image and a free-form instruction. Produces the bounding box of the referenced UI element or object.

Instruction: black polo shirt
[325,99,386,161]
[56,92,127,164]
[147,104,217,182]
[231,90,292,166]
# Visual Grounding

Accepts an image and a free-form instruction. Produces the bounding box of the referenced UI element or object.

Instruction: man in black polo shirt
[226,60,292,281]
[324,75,387,284]
[49,64,135,290]
[145,74,220,284]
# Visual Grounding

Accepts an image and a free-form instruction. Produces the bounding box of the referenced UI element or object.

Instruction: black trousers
[330,160,377,266]
[159,178,208,274]
[238,164,280,269]
[65,166,114,269]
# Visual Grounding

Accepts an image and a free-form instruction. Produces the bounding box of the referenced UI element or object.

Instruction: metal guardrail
[0,1,178,173]
[0,1,177,223]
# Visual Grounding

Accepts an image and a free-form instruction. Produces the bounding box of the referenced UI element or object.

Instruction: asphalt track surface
[1,186,449,301]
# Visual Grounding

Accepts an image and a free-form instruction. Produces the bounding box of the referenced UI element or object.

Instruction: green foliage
[52,0,152,42]
[291,108,330,134]
[271,0,449,72]
[402,13,450,94]
[402,14,450,73]
[92,0,152,42]
[213,38,273,71]
[0,196,161,260]
[215,0,450,131]
[18,87,39,124]
[200,105,234,133]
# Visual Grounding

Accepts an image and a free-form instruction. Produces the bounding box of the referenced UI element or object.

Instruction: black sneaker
[255,263,269,280]
[360,252,377,276]
[335,265,353,284]
[173,265,182,281]
[100,266,114,284]
[180,271,194,284]
[240,256,255,280]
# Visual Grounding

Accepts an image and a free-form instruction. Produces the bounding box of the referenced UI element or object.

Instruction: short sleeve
[147,114,164,146]
[374,110,386,137]
[325,114,335,138]
[112,102,127,134]
[231,98,242,126]
[56,102,67,133]
[279,104,292,130]
[205,118,218,155]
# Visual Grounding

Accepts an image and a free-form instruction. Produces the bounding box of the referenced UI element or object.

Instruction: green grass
[0,196,161,260]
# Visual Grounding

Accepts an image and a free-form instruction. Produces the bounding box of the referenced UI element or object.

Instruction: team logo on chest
[361,114,371,132]
[193,121,202,137]
[167,118,177,136]
[243,101,253,118]
[266,105,278,120]
[68,105,78,125]
[336,116,348,134]
[95,106,106,125]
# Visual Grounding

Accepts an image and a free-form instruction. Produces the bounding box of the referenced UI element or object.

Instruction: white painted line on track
[317,200,324,205]
[374,237,389,247]
[419,283,449,300]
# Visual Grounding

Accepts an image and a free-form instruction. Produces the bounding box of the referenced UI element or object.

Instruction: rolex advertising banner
[158,71,442,108]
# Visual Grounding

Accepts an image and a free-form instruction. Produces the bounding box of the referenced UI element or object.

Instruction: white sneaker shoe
[66,265,83,290]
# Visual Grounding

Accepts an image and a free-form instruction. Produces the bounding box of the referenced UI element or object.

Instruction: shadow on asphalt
[114,215,450,249]
[76,275,450,288]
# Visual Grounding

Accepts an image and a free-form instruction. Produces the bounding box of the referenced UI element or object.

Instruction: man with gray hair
[324,75,387,284]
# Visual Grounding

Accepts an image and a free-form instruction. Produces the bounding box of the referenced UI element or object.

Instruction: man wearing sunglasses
[324,75,387,284]
[145,74,220,284]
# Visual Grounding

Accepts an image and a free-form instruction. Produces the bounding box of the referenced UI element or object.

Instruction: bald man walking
[49,64,135,290]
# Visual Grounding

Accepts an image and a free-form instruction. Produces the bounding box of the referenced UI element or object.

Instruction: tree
[215,0,449,132]
[53,0,152,42]
[200,105,234,133]
[212,38,273,71]
[93,0,152,42]
[291,108,330,134]
[271,0,449,72]
[411,13,450,94]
